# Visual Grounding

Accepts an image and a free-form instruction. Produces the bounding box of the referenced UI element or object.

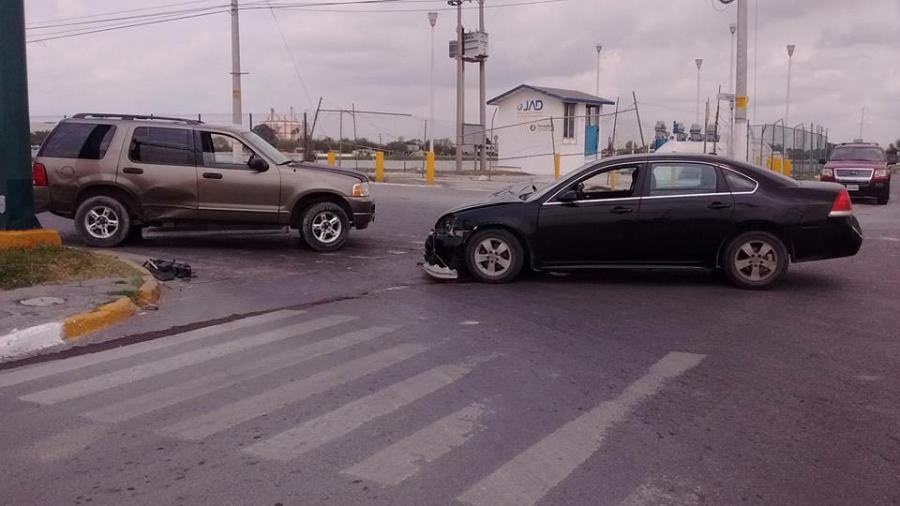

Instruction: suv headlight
[352,181,370,197]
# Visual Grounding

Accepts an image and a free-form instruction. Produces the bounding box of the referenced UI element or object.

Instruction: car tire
[301,202,349,252]
[877,191,889,205]
[723,231,788,290]
[74,195,132,248]
[464,229,524,283]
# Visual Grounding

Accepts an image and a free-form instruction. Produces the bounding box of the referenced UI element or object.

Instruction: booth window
[563,103,576,140]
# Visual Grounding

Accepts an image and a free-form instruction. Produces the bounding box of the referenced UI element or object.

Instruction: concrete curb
[0,229,62,250]
[0,255,162,362]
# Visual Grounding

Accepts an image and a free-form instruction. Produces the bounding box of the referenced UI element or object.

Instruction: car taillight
[820,168,834,180]
[829,189,853,217]
[32,162,48,187]
[874,168,889,179]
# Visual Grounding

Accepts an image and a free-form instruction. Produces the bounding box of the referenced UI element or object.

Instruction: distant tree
[30,130,50,146]
[252,124,278,145]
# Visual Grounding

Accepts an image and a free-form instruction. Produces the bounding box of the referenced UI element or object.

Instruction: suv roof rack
[70,113,203,125]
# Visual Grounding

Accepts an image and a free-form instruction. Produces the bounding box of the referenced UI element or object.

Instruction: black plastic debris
[143,259,193,281]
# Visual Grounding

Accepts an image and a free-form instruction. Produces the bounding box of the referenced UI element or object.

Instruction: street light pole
[784,44,795,126]
[230,0,243,128]
[0,0,39,230]
[478,0,486,173]
[728,23,736,158]
[595,44,602,96]
[734,0,749,162]
[695,58,704,126]
[450,0,465,173]
[428,11,438,153]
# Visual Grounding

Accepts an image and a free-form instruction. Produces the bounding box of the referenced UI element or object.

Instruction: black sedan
[423,154,863,289]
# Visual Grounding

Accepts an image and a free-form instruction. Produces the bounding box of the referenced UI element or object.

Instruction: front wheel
[722,231,788,290]
[877,191,889,205]
[465,229,524,283]
[301,202,349,252]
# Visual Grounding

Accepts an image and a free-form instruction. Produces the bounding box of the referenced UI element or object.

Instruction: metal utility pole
[728,23,736,158]
[0,0,38,230]
[595,44,602,96]
[451,0,465,173]
[752,0,759,124]
[428,11,438,153]
[695,58,704,126]
[230,0,243,127]
[859,107,865,140]
[785,44,795,126]
[734,0,750,162]
[633,91,646,152]
[478,0,487,173]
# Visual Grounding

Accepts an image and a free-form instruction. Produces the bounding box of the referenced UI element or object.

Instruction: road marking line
[244,355,491,462]
[456,352,706,506]
[25,424,107,463]
[0,310,303,390]
[19,315,354,405]
[342,400,490,485]
[83,326,398,423]
[159,343,429,441]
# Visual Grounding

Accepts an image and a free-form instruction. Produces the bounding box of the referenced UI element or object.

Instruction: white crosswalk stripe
[456,352,706,506]
[244,355,492,462]
[19,314,355,405]
[0,310,302,390]
[159,342,430,441]
[83,325,399,423]
[342,400,490,485]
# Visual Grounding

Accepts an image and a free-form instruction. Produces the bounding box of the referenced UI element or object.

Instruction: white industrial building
[488,84,615,176]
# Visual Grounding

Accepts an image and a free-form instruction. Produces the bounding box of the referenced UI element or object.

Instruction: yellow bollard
[327,150,336,166]
[783,159,793,178]
[554,153,561,180]
[609,170,618,189]
[375,151,385,182]
[773,157,783,174]
[426,151,435,185]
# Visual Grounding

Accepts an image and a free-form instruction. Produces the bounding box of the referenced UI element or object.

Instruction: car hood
[445,194,524,215]
[286,162,369,181]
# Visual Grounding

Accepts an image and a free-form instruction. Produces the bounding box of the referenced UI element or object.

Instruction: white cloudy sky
[23,0,900,147]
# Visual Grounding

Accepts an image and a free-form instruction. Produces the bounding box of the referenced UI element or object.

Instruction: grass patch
[0,246,142,290]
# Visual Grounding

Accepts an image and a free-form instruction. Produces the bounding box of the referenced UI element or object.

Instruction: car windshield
[830,147,885,162]
[239,131,292,165]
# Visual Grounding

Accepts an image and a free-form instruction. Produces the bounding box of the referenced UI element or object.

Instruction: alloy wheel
[84,206,120,240]
[311,211,343,244]
[473,237,513,277]
[733,240,778,283]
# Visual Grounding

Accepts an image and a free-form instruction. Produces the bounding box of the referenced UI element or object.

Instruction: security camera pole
[0,0,39,230]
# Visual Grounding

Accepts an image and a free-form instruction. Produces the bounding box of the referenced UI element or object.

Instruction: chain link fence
[748,122,829,180]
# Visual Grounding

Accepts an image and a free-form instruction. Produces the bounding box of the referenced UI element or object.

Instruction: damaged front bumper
[421,232,461,281]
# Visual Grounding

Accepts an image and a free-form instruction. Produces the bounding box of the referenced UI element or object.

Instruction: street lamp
[785,44,796,126]
[695,58,703,126]
[728,23,736,158]
[427,11,438,153]
[595,43,602,96]
[448,0,468,173]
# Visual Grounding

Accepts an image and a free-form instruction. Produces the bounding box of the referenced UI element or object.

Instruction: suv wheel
[302,202,349,252]
[465,229,524,283]
[877,190,889,205]
[723,231,788,290]
[74,195,132,248]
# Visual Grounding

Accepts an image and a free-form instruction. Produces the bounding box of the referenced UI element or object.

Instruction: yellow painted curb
[63,297,137,341]
[0,229,62,250]
[136,276,161,308]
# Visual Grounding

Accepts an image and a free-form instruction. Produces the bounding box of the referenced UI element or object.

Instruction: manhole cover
[20,297,66,307]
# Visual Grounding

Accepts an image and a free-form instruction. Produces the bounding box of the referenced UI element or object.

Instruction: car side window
[199,132,256,169]
[572,166,640,200]
[723,170,757,193]
[40,123,116,160]
[648,163,719,196]
[129,127,194,166]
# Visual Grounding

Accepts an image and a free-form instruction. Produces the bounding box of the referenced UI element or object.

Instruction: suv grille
[835,168,873,181]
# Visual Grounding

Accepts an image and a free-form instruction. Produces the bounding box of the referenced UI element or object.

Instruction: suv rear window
[129,127,195,166]
[40,123,116,159]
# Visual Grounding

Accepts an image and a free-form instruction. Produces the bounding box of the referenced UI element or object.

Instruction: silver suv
[33,113,374,251]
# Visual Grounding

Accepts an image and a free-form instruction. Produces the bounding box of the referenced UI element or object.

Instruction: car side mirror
[818,158,827,165]
[557,190,579,203]
[248,155,269,172]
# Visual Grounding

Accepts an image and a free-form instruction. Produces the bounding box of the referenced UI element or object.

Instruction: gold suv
[32,113,374,251]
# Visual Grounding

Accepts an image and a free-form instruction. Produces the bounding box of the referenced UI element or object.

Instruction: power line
[263,0,316,109]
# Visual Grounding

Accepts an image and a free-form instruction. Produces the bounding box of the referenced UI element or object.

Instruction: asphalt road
[1,182,898,505]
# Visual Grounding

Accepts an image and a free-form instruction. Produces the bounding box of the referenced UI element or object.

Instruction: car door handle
[202,172,223,180]
[122,167,143,174]
[610,206,633,214]
[708,201,732,210]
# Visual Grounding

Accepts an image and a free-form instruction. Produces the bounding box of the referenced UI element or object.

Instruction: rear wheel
[74,195,131,248]
[301,202,349,252]
[877,190,889,205]
[723,231,788,290]
[464,229,524,283]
